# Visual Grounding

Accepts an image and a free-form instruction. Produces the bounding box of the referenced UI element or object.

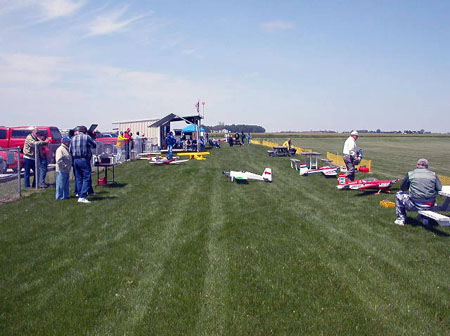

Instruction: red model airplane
[337,173,401,193]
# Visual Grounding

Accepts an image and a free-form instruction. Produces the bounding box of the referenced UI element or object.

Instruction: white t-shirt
[343,136,358,156]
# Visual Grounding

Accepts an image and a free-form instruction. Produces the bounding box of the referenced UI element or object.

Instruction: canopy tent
[182,124,205,133]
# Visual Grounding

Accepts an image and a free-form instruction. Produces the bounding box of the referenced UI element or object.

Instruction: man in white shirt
[342,130,359,181]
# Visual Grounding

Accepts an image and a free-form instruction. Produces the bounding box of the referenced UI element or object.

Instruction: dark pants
[344,155,357,181]
[24,158,36,188]
[39,158,48,187]
[73,158,91,198]
[125,143,130,160]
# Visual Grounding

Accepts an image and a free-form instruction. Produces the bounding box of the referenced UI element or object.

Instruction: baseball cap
[62,136,71,142]
[350,130,359,136]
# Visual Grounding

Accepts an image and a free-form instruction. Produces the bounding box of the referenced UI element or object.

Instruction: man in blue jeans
[70,126,96,204]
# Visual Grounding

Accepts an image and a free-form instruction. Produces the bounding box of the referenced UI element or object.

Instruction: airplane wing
[168,159,189,164]
[322,169,338,176]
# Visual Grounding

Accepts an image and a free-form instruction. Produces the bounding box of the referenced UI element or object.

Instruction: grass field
[1,137,449,335]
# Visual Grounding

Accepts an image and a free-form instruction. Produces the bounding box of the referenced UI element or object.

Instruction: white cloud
[0,53,68,86]
[0,52,218,129]
[87,6,145,36]
[261,20,295,31]
[40,0,85,19]
[0,0,84,19]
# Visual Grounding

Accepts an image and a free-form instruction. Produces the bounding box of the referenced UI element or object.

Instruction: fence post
[16,147,21,197]
[34,144,39,190]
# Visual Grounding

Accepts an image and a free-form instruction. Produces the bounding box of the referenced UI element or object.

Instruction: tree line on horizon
[204,124,266,133]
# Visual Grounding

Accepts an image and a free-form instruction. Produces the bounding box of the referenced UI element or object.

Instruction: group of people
[54,126,97,203]
[342,130,442,226]
[116,128,133,161]
[22,126,97,203]
[226,131,252,146]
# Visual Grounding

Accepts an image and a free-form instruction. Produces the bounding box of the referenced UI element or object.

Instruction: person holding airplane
[342,130,359,181]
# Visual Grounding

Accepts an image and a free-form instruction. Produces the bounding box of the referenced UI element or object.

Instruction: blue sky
[0,0,449,132]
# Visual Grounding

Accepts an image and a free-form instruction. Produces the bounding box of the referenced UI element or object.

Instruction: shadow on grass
[89,195,119,201]
[408,217,450,237]
[96,182,127,188]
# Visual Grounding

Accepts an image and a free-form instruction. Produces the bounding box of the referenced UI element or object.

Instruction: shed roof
[149,114,203,128]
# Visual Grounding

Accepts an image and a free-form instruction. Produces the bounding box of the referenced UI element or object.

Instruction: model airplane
[337,173,400,193]
[299,163,341,176]
[148,156,189,165]
[223,168,273,183]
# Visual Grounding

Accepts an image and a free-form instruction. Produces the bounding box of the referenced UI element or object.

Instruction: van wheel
[104,144,114,155]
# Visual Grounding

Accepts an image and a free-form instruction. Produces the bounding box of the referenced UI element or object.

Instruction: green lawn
[1,139,449,335]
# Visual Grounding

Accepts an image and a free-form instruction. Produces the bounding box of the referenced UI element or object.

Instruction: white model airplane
[299,163,341,176]
[149,157,189,165]
[223,168,273,183]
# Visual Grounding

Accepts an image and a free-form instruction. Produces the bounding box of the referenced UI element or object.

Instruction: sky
[0,0,449,132]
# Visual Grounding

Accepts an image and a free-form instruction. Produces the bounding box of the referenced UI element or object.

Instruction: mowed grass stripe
[90,172,200,334]
[132,160,215,335]
[194,166,231,336]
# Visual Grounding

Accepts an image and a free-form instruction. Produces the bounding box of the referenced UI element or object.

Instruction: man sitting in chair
[395,158,442,226]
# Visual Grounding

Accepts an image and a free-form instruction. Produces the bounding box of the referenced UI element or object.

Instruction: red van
[0,126,62,173]
[0,126,62,150]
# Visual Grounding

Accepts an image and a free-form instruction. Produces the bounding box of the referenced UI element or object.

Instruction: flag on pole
[195,100,200,113]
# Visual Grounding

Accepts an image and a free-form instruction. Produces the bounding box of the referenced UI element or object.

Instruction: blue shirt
[70,133,96,159]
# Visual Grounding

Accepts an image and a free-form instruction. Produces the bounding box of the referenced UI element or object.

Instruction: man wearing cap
[70,126,96,204]
[342,130,359,181]
[55,137,72,200]
[23,128,49,188]
[394,158,442,226]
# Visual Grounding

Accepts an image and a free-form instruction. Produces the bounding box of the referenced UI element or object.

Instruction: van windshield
[50,127,62,140]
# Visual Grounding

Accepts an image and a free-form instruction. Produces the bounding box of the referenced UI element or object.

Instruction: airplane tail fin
[299,164,308,176]
[262,168,273,182]
[338,172,348,185]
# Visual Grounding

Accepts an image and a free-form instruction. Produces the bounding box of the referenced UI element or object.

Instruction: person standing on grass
[124,128,132,161]
[23,128,48,188]
[70,126,96,204]
[241,131,246,145]
[55,137,72,200]
[394,158,442,226]
[37,131,49,188]
[342,130,359,181]
[247,133,252,145]
[165,131,176,159]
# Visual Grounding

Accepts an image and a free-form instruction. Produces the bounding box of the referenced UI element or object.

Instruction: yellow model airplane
[177,152,210,160]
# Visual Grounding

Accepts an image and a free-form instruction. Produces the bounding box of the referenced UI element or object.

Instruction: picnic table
[418,186,450,226]
[268,146,291,157]
[299,152,322,169]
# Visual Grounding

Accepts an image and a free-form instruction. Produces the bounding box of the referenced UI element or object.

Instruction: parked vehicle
[0,126,61,172]
[92,131,118,155]
[0,149,23,174]
[0,126,62,150]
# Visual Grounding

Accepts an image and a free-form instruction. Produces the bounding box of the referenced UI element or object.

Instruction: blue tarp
[182,124,205,133]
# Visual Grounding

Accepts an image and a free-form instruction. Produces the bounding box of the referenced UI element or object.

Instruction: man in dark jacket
[395,158,442,226]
